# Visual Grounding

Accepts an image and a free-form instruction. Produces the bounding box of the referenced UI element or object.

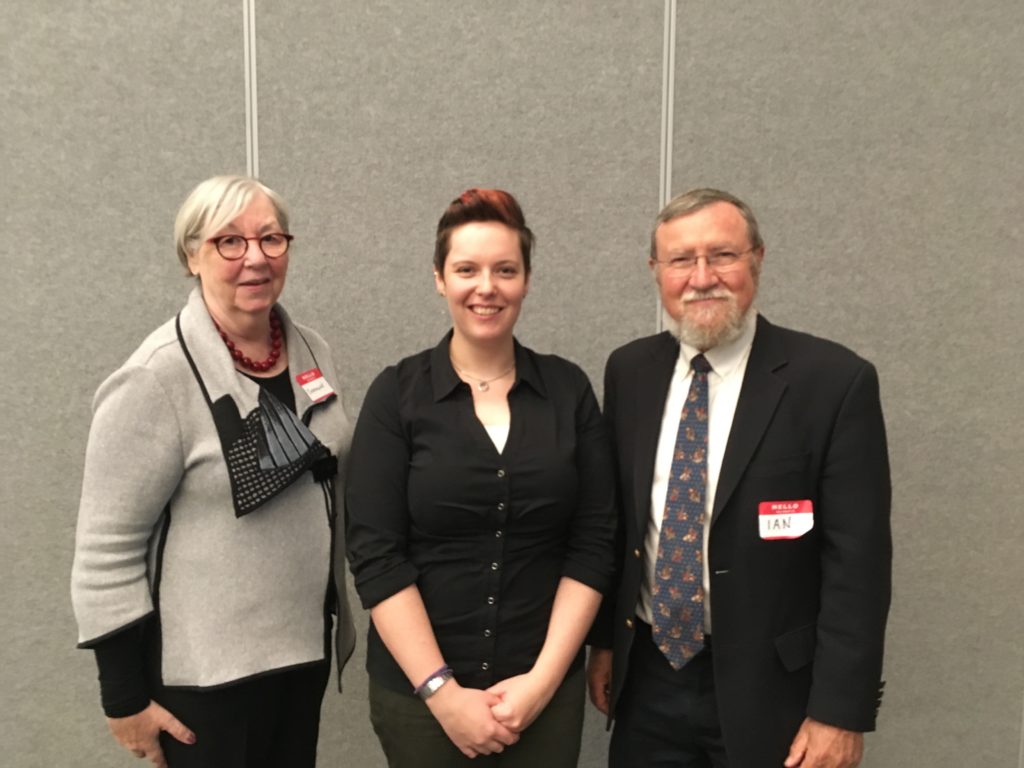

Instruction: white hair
[173,175,289,273]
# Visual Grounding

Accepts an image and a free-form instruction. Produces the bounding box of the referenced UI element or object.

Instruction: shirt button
[487,596,495,605]
[496,469,506,478]
[490,562,499,571]
[633,548,641,559]
[481,662,490,671]
[625,618,634,629]
[497,502,506,511]
[495,530,503,538]
[483,629,492,637]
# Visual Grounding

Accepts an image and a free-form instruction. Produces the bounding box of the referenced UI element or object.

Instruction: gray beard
[663,300,749,351]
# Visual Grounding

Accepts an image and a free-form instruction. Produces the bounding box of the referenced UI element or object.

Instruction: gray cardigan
[71,287,355,688]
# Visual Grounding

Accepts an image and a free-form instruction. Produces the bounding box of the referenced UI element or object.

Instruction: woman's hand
[484,578,603,733]
[107,701,195,768]
[425,681,519,758]
[486,671,558,733]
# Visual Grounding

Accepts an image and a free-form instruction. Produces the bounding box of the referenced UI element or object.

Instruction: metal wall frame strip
[656,0,678,331]
[243,0,260,178]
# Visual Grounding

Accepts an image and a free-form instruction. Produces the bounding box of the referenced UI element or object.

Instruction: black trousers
[368,667,586,768]
[157,660,330,768]
[609,621,727,768]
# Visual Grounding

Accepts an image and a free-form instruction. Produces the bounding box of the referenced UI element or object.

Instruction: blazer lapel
[631,333,680,533]
[712,316,788,523]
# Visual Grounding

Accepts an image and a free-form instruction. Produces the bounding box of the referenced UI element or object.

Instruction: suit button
[633,548,640,558]
[625,618,634,629]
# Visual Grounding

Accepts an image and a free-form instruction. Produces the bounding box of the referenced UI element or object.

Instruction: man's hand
[107,701,195,768]
[586,647,613,716]
[784,717,863,768]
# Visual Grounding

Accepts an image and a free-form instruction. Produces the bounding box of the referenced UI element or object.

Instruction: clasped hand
[486,671,554,733]
[427,671,557,758]
[426,681,519,758]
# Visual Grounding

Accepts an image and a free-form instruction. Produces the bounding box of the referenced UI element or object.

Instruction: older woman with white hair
[71,175,355,767]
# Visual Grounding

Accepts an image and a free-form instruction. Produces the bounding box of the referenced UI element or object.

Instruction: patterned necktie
[652,353,711,670]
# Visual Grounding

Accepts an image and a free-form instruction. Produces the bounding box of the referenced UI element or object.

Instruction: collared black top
[346,332,616,694]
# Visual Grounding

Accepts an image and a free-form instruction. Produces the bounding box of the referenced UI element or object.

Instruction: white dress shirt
[638,311,757,633]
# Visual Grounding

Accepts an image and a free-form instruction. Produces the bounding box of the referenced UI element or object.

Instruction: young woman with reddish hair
[346,189,615,767]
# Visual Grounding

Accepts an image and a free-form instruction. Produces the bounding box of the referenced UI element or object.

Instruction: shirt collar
[679,309,758,377]
[429,330,548,401]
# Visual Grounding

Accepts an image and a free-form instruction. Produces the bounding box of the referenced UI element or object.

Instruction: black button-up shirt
[346,333,616,694]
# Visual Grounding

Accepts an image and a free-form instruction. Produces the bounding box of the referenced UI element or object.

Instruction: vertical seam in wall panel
[243,0,260,178]
[659,0,677,209]
[656,0,678,332]
[1018,686,1024,768]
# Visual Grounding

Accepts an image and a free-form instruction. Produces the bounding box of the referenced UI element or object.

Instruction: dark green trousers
[368,667,585,768]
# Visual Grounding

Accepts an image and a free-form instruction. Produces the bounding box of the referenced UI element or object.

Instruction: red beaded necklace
[214,310,283,372]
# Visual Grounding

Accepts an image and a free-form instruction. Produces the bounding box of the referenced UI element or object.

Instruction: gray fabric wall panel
[254,2,664,412]
[5,0,1022,765]
[3,2,245,765]
[671,1,1024,766]
[255,4,663,765]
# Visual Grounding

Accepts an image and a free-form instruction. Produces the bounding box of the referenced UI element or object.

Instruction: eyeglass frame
[651,245,758,274]
[205,232,294,260]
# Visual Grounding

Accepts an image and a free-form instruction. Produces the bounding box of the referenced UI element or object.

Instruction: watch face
[420,669,453,699]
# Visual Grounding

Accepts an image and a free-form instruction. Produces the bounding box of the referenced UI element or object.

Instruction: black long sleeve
[92,622,149,718]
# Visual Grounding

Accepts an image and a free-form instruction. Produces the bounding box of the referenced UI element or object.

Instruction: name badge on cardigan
[296,368,335,404]
[758,500,814,539]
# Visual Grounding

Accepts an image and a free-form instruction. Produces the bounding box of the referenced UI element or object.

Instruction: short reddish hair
[434,188,534,274]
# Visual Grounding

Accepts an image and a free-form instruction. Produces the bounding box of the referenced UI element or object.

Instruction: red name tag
[758,499,814,540]
[295,368,335,404]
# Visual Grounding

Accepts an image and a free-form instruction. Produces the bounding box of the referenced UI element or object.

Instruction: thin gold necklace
[451,362,515,392]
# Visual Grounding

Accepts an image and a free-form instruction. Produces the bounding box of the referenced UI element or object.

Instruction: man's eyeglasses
[653,246,756,275]
[206,233,293,260]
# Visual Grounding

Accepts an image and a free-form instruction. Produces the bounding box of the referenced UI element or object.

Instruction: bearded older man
[587,189,891,768]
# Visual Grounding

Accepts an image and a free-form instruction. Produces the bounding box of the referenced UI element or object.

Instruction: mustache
[682,289,733,303]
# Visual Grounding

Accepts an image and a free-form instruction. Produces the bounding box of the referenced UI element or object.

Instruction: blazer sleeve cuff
[806,680,884,733]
